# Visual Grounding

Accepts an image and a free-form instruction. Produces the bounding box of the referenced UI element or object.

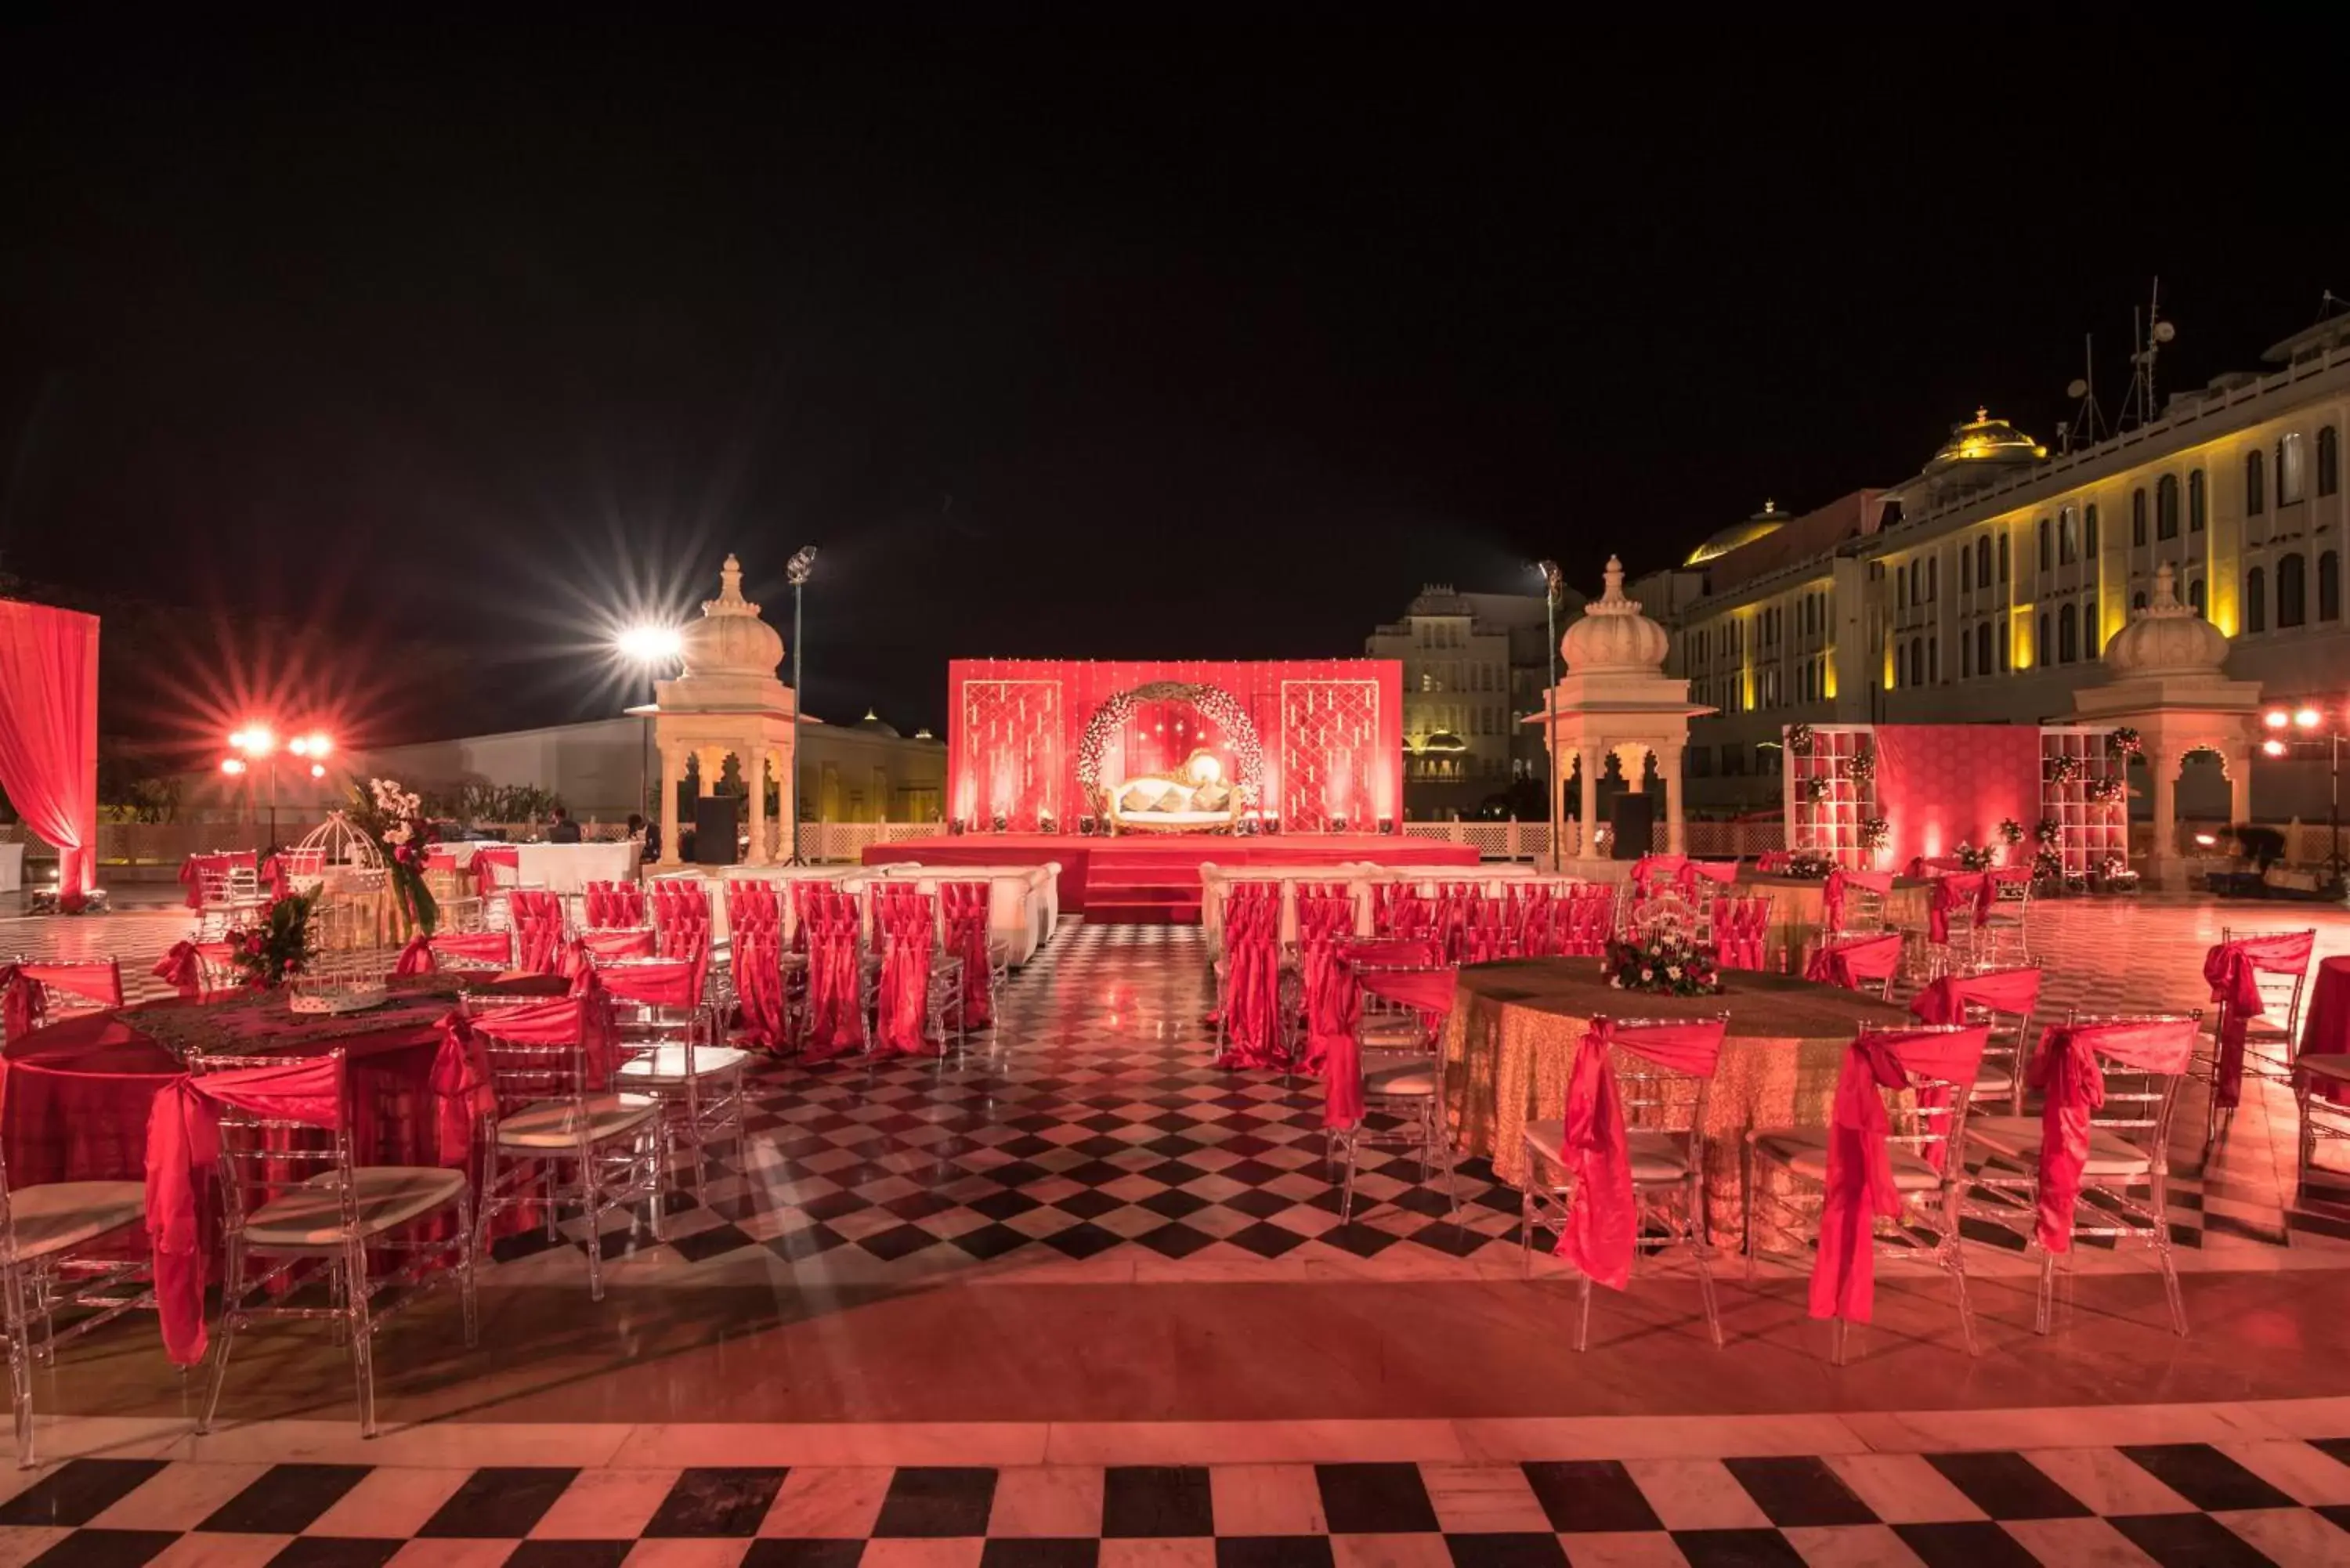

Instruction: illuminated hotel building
[1651,311,2350,815]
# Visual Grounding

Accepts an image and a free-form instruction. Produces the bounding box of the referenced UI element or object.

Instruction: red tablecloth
[2299,956,2350,1105]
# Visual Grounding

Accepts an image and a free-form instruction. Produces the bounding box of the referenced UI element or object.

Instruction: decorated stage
[861,833,1479,923]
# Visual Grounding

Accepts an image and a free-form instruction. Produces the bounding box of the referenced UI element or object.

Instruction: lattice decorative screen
[956,678,1064,829]
[1280,679,1380,831]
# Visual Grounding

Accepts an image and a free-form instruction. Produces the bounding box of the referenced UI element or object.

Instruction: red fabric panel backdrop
[949,660,1404,833]
[1868,724,2042,870]
[0,600,99,895]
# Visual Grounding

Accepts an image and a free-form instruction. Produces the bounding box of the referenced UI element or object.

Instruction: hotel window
[2059,506,2078,564]
[1908,639,1924,688]
[2133,591,2148,610]
[1975,535,1990,587]
[1961,634,1971,678]
[1926,558,1936,602]
[2189,576,2206,618]
[2279,552,2308,628]
[2038,517,2052,572]
[2322,552,2341,620]
[2323,427,2341,497]
[1998,620,2009,670]
[2056,603,2075,663]
[1895,565,1905,605]
[2247,449,2266,514]
[2280,433,2308,504]
[2188,469,2205,532]
[2246,565,2267,633]
[2156,475,2178,540]
[2131,488,2147,547]
[1929,637,1939,683]
[2086,503,2099,554]
[1976,621,1993,677]
[1998,533,2009,581]
[2038,611,2050,662]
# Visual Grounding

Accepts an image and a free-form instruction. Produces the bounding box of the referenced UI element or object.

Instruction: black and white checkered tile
[6,1440,2350,1565]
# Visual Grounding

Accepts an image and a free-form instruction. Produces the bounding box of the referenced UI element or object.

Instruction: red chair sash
[0,959,121,1037]
[2204,933,2316,1109]
[1909,966,2041,1025]
[725,879,781,934]
[801,917,864,1060]
[586,880,647,928]
[938,883,993,1029]
[1676,860,1739,893]
[1217,934,1283,1068]
[1296,892,1356,944]
[2026,1018,2196,1253]
[1708,897,1770,972]
[1805,932,1902,992]
[580,927,656,960]
[508,891,568,975]
[598,958,700,1008]
[1821,869,1894,931]
[1553,1017,1727,1290]
[154,941,234,999]
[472,846,520,899]
[1807,1024,1989,1324]
[423,846,459,874]
[1755,851,1791,873]
[877,922,936,1057]
[1926,873,1990,945]
[732,923,788,1048]
[1560,890,1616,957]
[1629,855,1686,895]
[392,933,436,977]
[428,930,515,967]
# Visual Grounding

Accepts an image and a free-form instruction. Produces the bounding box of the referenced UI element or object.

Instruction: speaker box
[1608,792,1653,861]
[694,795,741,866]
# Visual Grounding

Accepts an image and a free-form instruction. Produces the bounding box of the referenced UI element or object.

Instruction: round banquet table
[2300,956,2350,1105]
[1441,958,1911,1243]
[1735,871,1933,970]
[2,973,568,1196]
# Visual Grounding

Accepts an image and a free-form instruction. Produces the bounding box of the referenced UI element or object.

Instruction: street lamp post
[226,728,331,850]
[2263,704,2345,887]
[786,544,818,865]
[1538,560,1564,872]
[615,625,685,844]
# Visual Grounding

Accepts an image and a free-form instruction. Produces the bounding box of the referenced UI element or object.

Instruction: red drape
[1807,1024,1988,1324]
[2026,1017,2196,1252]
[1805,931,1903,992]
[1910,966,2041,1026]
[0,601,99,896]
[1551,1017,1726,1289]
[1820,869,1894,933]
[2204,932,2316,1109]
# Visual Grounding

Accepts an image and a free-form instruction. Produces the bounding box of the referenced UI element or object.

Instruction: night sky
[4,20,2345,744]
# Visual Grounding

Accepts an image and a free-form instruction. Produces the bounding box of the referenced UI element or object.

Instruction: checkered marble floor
[8,1432,2350,1565]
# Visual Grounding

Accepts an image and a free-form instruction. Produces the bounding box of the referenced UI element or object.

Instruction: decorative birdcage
[291,812,388,895]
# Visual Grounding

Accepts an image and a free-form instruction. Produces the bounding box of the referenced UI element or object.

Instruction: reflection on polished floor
[11,899,2350,1563]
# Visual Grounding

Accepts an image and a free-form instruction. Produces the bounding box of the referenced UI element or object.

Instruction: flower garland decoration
[1844,747,1877,782]
[348,779,440,939]
[1858,816,1889,851]
[2034,816,2063,847]
[2098,853,2138,883]
[2085,775,2126,805]
[1955,841,1995,871]
[1075,681,1264,810]
[2047,753,2084,785]
[2032,848,2066,883]
[227,891,318,990]
[1783,851,1836,880]
[1799,776,1834,804]
[1785,721,1814,755]
[2106,726,2142,757]
[1603,930,1722,996]
[1997,818,2024,846]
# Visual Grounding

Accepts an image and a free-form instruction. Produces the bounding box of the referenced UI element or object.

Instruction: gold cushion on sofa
[1191,781,1231,813]
[1153,786,1194,812]
[1121,783,1161,812]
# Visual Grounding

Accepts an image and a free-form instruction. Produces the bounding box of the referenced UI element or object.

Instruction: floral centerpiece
[2048,753,2085,785]
[2034,817,2063,847]
[2097,853,2139,889]
[1997,818,2024,847]
[347,778,439,939]
[1786,721,1815,755]
[227,891,318,989]
[1955,840,1995,871]
[1603,929,1722,996]
[2085,775,2127,805]
[1858,816,1890,852]
[1800,776,1834,803]
[2106,727,2142,757]
[1845,747,1878,782]
[1783,851,1836,879]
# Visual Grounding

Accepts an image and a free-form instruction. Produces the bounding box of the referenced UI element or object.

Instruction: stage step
[1084,850,1206,925]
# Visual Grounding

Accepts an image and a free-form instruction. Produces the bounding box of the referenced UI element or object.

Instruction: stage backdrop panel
[949,659,1403,833]
[1869,724,2042,869]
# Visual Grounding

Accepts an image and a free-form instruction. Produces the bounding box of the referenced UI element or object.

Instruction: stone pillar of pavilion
[1532,556,1712,873]
[2070,562,2263,891]
[649,555,798,866]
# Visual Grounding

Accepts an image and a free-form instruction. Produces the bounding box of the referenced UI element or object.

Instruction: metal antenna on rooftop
[2118,277,2175,432]
[2059,334,2107,453]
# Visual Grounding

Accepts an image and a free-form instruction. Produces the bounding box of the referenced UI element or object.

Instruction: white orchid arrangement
[349,777,438,937]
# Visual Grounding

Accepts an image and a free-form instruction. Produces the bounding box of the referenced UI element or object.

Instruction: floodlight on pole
[785,545,818,865]
[1535,559,1564,872]
[615,624,686,835]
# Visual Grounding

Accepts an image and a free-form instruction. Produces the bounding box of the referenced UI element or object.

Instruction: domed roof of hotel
[1925,407,2048,472]
[2103,562,2231,677]
[1561,556,1670,674]
[852,709,902,738]
[677,554,785,680]
[1684,501,1792,567]
[1418,729,1468,753]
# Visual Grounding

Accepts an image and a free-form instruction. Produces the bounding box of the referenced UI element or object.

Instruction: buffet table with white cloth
[437,839,642,894]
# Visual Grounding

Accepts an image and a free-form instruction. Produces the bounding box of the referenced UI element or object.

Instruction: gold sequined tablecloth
[1735,873,1932,970]
[1441,958,1911,1242]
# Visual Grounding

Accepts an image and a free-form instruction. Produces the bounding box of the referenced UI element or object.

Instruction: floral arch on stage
[1076,681,1264,812]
